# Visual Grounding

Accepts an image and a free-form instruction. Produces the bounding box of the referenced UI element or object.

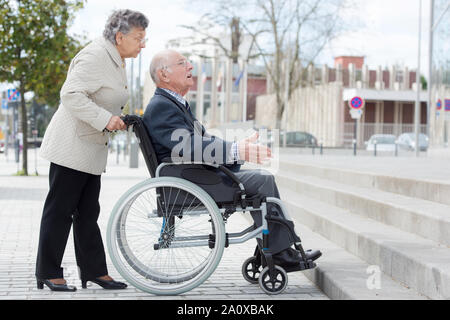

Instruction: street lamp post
[414,0,422,157]
[428,1,450,149]
[427,0,434,141]
[129,54,141,168]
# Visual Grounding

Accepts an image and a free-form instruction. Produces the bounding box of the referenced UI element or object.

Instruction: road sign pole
[33,129,38,175]
[10,101,20,167]
[5,103,9,160]
[349,96,365,156]
[353,119,357,156]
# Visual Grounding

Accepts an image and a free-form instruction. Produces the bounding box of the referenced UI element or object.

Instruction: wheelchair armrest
[156,160,247,203]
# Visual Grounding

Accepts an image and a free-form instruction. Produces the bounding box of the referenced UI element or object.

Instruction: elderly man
[142,49,321,269]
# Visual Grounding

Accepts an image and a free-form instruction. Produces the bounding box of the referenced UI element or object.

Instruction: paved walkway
[0,150,327,300]
[280,153,450,183]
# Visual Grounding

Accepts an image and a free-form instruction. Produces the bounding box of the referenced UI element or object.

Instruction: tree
[176,14,255,63]
[181,0,352,128]
[0,0,85,175]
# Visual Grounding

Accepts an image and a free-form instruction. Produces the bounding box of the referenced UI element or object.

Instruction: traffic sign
[437,99,442,110]
[7,89,20,102]
[445,99,450,111]
[350,108,363,120]
[349,96,365,110]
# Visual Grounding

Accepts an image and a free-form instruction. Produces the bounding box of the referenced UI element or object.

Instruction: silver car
[396,133,429,151]
[365,134,397,152]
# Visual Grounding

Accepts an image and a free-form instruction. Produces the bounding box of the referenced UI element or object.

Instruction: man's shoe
[273,248,322,268]
[305,249,322,261]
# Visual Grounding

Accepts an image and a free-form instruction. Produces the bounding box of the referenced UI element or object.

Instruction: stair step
[278,159,450,206]
[275,170,450,246]
[239,213,427,300]
[279,187,450,299]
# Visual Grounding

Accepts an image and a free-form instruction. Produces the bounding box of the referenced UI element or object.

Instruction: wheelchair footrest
[208,233,229,249]
[283,260,317,273]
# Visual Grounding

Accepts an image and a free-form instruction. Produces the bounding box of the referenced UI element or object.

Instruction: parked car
[279,131,318,147]
[365,134,397,152]
[396,133,429,151]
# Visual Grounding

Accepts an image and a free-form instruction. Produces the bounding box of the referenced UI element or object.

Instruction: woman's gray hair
[103,9,149,45]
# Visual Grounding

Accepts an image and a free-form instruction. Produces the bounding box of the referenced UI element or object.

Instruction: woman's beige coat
[40,37,129,175]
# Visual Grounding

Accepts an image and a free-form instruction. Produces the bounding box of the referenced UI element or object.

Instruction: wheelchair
[106,115,318,295]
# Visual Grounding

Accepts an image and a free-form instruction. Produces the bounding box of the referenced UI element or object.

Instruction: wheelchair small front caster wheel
[242,256,262,284]
[258,265,288,295]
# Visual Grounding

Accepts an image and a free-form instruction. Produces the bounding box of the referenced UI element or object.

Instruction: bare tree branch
[177,0,351,127]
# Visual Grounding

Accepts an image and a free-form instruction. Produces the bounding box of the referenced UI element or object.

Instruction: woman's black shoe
[81,277,127,290]
[36,279,77,292]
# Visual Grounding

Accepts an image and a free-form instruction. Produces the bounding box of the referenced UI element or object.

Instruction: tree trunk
[20,80,28,175]
[275,93,284,129]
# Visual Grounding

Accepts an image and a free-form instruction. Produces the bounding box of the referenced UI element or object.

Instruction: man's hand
[105,116,126,131]
[238,132,272,164]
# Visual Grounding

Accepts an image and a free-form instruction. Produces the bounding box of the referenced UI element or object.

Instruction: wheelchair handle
[120,114,141,129]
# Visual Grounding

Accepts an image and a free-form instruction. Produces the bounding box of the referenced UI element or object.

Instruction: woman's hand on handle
[105,116,127,131]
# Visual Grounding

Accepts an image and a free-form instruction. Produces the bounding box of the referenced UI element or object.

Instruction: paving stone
[0,151,326,300]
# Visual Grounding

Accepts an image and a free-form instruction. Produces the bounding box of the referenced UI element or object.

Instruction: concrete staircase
[274,159,450,300]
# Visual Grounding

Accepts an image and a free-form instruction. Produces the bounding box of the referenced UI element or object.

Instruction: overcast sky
[69,0,433,73]
[0,0,437,93]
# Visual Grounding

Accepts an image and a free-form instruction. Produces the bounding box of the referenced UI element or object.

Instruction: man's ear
[159,69,170,83]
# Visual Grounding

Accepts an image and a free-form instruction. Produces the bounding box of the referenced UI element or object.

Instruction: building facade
[143,59,267,128]
[255,57,427,147]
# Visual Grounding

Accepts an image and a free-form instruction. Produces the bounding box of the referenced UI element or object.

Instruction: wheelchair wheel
[107,177,225,295]
[258,265,288,295]
[242,256,262,284]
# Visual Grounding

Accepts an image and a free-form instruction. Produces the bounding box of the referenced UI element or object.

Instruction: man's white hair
[149,49,179,84]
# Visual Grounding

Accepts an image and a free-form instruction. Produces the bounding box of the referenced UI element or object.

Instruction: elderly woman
[35,9,149,292]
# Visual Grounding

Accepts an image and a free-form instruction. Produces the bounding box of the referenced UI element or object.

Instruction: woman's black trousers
[35,163,108,280]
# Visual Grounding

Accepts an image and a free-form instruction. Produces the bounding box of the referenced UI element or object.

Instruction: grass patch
[13,170,39,176]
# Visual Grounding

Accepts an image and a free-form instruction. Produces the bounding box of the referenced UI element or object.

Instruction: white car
[396,133,429,151]
[365,134,397,152]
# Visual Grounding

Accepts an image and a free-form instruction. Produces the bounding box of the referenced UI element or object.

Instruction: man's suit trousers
[35,163,108,280]
[232,169,293,255]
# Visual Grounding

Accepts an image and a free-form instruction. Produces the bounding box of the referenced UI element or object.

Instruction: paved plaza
[3,146,449,300]
[0,149,327,300]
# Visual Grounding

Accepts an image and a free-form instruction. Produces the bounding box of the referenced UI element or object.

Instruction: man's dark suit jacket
[142,88,241,171]
[143,88,292,254]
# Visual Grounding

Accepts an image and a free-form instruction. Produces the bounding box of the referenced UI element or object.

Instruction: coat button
[121,106,124,110]
[125,85,128,89]
[105,142,108,146]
